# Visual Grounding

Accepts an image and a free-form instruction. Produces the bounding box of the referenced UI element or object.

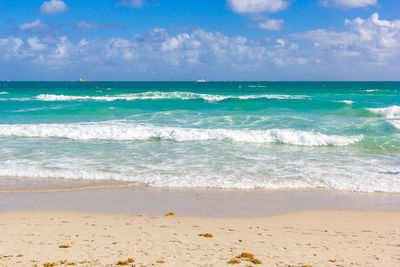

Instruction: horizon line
[1,80,400,82]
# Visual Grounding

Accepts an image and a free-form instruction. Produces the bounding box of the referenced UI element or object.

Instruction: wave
[389,120,400,129]
[0,158,398,192]
[34,92,308,102]
[0,92,8,95]
[367,105,400,119]
[0,122,362,146]
[335,100,354,104]
[2,166,399,192]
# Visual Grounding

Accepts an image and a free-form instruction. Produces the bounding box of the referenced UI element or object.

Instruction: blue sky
[0,0,399,80]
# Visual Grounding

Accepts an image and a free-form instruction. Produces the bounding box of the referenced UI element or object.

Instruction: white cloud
[116,0,145,8]
[1,14,399,80]
[227,0,289,14]
[49,36,70,59]
[227,1,287,31]
[40,0,68,15]
[293,13,400,64]
[27,37,47,50]
[78,39,89,47]
[275,39,286,47]
[258,18,284,30]
[321,0,377,9]
[0,37,24,59]
[19,19,48,32]
[76,21,98,30]
[0,28,302,70]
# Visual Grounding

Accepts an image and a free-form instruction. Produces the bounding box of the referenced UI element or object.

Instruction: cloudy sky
[0,0,399,81]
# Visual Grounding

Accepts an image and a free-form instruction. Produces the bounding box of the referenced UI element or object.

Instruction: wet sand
[1,186,400,216]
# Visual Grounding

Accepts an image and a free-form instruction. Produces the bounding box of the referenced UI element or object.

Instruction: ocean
[0,81,399,192]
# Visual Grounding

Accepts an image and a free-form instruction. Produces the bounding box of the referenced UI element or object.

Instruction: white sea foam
[0,160,398,192]
[367,105,400,119]
[0,122,362,146]
[336,100,354,104]
[237,94,305,100]
[34,92,308,102]
[0,92,8,95]
[0,166,129,182]
[389,120,400,129]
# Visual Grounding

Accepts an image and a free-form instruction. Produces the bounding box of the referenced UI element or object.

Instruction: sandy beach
[1,0,400,264]
[1,187,400,266]
[0,209,399,266]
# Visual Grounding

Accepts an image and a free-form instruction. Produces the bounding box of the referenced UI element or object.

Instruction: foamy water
[35,92,308,102]
[367,105,400,119]
[0,122,363,146]
[336,100,354,104]
[0,81,399,192]
[389,120,400,129]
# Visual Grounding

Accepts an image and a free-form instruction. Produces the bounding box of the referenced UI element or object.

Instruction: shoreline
[1,186,400,217]
[2,179,400,195]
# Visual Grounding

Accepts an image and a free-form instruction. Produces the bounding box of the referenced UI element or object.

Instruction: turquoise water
[0,81,399,192]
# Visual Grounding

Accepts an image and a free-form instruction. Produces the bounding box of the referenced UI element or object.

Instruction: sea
[0,81,399,192]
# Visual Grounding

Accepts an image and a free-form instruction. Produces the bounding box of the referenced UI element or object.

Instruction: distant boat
[196,79,206,83]
[80,78,91,82]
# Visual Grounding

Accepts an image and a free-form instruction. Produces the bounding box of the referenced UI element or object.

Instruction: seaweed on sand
[228,258,241,264]
[117,258,135,265]
[235,252,262,264]
[198,233,213,238]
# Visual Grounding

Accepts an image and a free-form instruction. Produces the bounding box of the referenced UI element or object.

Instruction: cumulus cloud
[293,13,400,64]
[19,19,48,32]
[258,18,284,30]
[40,0,68,15]
[0,37,24,60]
[116,0,146,8]
[1,13,399,80]
[27,37,47,51]
[321,0,377,9]
[227,0,287,31]
[227,0,288,14]
[0,28,305,76]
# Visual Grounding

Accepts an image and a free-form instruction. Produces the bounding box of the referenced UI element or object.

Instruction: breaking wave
[389,120,400,129]
[0,122,362,146]
[34,92,308,102]
[367,105,400,119]
[335,100,354,104]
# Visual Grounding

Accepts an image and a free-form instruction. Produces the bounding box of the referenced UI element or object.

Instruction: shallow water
[0,81,399,192]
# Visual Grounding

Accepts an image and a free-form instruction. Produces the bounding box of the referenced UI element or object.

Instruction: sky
[0,0,399,81]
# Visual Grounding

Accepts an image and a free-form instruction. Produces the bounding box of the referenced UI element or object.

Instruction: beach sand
[0,210,399,266]
[1,187,400,266]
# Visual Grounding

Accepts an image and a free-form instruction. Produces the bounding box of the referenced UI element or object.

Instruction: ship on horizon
[79,78,91,82]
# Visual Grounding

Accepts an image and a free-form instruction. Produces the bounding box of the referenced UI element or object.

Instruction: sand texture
[0,210,399,267]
